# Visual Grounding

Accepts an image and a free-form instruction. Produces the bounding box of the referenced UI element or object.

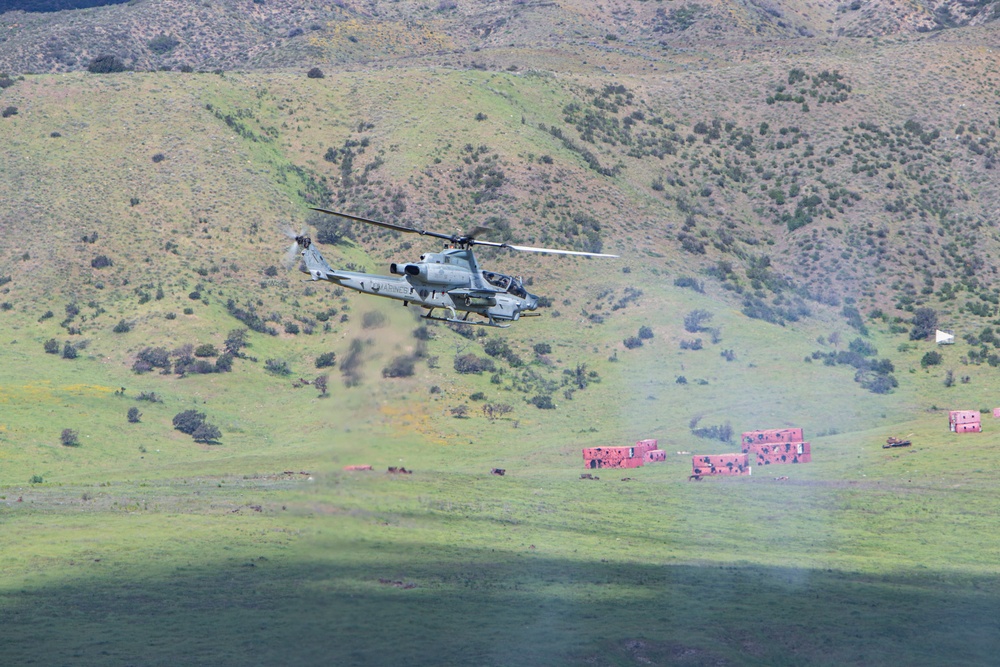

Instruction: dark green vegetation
[3,1,1000,665]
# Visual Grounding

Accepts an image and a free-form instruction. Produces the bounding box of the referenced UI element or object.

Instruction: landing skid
[421,308,511,328]
[421,312,511,328]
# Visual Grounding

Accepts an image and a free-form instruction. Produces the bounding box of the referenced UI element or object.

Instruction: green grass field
[2,38,1000,664]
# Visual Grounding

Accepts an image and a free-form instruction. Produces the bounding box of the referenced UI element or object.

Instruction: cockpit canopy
[483,270,527,298]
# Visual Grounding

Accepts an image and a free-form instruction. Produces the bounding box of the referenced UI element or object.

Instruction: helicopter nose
[527,294,539,311]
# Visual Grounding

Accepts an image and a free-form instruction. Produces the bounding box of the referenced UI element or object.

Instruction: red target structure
[949,410,981,433]
[582,439,665,469]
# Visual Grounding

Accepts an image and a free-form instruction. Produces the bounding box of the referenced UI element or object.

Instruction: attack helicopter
[284,208,617,328]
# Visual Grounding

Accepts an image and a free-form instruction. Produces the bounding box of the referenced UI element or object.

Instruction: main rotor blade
[499,243,618,258]
[310,207,455,243]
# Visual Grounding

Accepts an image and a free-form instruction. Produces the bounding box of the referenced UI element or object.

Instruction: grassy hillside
[2,2,1000,665]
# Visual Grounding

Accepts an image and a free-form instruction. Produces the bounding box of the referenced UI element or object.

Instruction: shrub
[638,326,654,340]
[623,336,643,349]
[172,410,206,435]
[680,338,703,350]
[61,342,78,359]
[1,106,17,118]
[533,342,552,355]
[192,422,222,443]
[194,343,218,357]
[284,322,300,335]
[529,394,555,409]
[214,353,234,373]
[43,338,59,354]
[127,407,142,423]
[152,153,165,163]
[60,428,80,446]
[91,255,113,269]
[315,352,337,368]
[133,347,171,373]
[454,354,495,374]
[684,309,713,333]
[148,34,179,54]
[88,55,127,73]
[112,319,131,333]
[314,375,329,396]
[307,67,325,79]
[910,307,938,341]
[382,355,417,378]
[921,351,943,368]
[265,359,291,376]
[30,475,44,484]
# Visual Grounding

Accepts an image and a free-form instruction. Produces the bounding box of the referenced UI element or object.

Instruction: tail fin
[296,236,335,281]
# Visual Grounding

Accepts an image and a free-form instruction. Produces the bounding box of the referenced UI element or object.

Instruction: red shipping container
[741,428,804,451]
[692,453,750,476]
[955,422,982,433]
[644,449,666,463]
[748,441,811,465]
[583,446,645,469]
[635,439,658,456]
[949,410,980,426]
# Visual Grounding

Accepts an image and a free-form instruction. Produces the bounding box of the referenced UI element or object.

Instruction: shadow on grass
[1,541,997,667]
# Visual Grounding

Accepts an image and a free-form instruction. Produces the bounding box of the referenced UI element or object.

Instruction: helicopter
[285,207,618,328]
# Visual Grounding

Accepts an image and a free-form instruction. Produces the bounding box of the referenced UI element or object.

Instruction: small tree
[172,410,206,435]
[910,307,938,341]
[61,428,80,447]
[315,351,337,368]
[314,374,329,396]
[192,422,222,444]
[61,342,78,359]
[127,407,142,423]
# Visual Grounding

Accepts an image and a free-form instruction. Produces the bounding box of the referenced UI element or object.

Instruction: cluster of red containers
[582,439,666,469]
[950,410,981,433]
[691,453,750,476]
[740,428,812,466]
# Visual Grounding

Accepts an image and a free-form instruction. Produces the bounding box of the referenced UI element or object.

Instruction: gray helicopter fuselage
[299,243,536,325]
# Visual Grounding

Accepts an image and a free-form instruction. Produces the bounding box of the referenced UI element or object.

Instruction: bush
[152,153,165,163]
[88,55,128,73]
[683,309,713,333]
[265,359,292,376]
[533,342,552,355]
[61,342,78,359]
[194,343,218,357]
[91,255,113,269]
[910,307,938,341]
[43,338,59,354]
[284,322,300,335]
[192,422,222,443]
[921,351,943,368]
[112,319,131,333]
[127,407,142,423]
[148,34,180,54]
[316,352,337,369]
[623,336,643,349]
[133,347,171,373]
[60,428,80,446]
[382,355,417,378]
[307,67,325,79]
[529,394,555,409]
[454,354,495,375]
[172,410,206,435]
[30,475,44,484]
[638,326,654,340]
[1,106,17,118]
